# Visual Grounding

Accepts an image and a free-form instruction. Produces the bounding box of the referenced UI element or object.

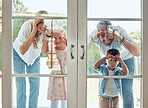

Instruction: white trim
[2,0,12,108]
[12,16,68,19]
[78,0,87,107]
[12,74,67,77]
[87,18,142,21]
[143,0,148,107]
[87,75,142,78]
[67,0,78,108]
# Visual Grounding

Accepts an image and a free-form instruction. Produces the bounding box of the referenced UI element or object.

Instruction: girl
[47,27,67,108]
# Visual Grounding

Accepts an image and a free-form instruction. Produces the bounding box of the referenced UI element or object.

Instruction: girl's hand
[106,54,113,59]
[61,37,67,46]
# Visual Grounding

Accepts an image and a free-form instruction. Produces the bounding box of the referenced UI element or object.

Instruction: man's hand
[112,29,123,42]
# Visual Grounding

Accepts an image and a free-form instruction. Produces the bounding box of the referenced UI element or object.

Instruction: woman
[13,10,49,108]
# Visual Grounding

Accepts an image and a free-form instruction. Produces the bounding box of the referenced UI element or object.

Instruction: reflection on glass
[87,0,141,18]
[87,21,141,75]
[13,0,67,16]
[87,78,141,108]
[12,77,67,108]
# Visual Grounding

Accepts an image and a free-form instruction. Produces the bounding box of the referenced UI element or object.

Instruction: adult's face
[37,19,47,34]
[99,29,114,46]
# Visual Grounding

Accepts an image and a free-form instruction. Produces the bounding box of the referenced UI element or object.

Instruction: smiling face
[106,54,119,70]
[53,32,66,49]
[37,19,47,34]
[99,29,114,46]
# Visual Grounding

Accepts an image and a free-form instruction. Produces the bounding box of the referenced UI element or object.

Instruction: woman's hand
[32,19,42,34]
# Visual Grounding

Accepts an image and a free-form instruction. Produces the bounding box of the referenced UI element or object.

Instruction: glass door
[2,0,78,108]
[77,0,148,108]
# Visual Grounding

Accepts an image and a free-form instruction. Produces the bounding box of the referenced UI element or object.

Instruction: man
[88,21,141,108]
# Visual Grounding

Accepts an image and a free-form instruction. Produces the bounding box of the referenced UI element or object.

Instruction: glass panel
[87,0,141,18]
[12,19,67,75]
[12,18,67,107]
[87,78,141,108]
[87,21,141,75]
[13,0,67,17]
[12,77,67,108]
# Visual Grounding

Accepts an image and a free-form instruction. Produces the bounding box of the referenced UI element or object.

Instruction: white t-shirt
[89,26,136,60]
[103,70,118,97]
[13,20,45,66]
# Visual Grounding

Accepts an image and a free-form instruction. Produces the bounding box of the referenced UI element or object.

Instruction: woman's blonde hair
[32,10,48,49]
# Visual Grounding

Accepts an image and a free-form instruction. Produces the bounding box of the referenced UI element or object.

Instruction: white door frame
[77,0,148,108]
[2,0,78,108]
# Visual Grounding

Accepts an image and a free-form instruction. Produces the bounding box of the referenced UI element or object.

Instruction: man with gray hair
[88,21,141,108]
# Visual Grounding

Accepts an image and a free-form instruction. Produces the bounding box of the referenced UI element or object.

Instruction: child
[94,49,128,108]
[47,27,67,108]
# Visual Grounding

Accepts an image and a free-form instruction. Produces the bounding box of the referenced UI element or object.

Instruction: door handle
[80,45,85,60]
[70,44,74,59]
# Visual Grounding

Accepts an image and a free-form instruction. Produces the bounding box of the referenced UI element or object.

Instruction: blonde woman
[13,10,50,108]
[47,27,67,108]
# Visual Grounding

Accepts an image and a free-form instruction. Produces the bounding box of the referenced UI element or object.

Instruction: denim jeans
[102,57,135,108]
[118,57,135,108]
[13,49,40,108]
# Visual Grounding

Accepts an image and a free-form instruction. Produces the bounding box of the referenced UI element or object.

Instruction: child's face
[106,54,119,70]
[53,32,64,47]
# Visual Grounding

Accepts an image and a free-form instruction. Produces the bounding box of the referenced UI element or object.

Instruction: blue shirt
[94,64,126,97]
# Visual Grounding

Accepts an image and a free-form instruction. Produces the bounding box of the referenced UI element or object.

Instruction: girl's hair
[32,10,48,49]
[53,26,67,38]
[106,48,120,56]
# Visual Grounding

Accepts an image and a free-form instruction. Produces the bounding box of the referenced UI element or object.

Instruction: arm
[20,20,41,55]
[116,56,128,75]
[41,38,49,55]
[94,57,106,68]
[121,38,141,57]
[87,30,99,50]
[20,32,35,55]
[113,29,141,57]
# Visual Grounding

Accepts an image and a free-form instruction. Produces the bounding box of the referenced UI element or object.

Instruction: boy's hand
[114,55,122,62]
[106,54,113,59]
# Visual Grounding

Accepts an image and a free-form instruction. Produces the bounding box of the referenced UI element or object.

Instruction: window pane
[12,19,67,75]
[87,78,141,108]
[87,0,141,18]
[12,77,67,108]
[13,0,67,17]
[87,21,141,75]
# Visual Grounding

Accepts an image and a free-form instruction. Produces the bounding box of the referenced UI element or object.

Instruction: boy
[94,49,128,108]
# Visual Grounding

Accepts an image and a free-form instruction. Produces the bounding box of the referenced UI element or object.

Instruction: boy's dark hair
[107,49,120,56]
